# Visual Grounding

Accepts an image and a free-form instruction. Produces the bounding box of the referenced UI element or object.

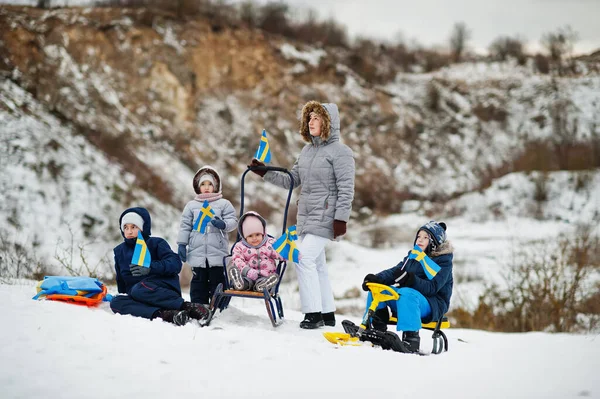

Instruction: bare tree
[36,0,51,8]
[541,26,579,75]
[549,80,579,169]
[489,35,526,64]
[239,0,259,28]
[259,2,292,37]
[449,22,471,62]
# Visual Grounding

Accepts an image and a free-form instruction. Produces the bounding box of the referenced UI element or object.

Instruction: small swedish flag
[193,200,215,234]
[254,129,272,163]
[131,231,151,268]
[273,225,300,263]
[408,245,441,280]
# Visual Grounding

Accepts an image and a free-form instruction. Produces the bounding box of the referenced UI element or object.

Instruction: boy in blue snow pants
[361,221,454,353]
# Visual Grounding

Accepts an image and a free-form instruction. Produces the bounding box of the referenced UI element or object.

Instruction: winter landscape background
[1,1,599,397]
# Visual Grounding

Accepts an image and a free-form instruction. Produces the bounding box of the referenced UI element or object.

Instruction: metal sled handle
[240,166,294,237]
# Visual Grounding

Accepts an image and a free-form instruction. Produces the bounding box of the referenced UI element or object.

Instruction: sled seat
[388,315,451,330]
[208,256,287,328]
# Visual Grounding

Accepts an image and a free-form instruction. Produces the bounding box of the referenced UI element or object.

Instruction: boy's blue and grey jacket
[177,167,237,268]
[263,102,355,240]
[375,241,454,324]
[114,207,182,295]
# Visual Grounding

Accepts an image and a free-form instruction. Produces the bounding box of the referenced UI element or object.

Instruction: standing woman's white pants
[296,234,336,314]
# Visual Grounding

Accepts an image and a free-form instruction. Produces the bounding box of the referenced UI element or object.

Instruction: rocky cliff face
[1,5,599,276]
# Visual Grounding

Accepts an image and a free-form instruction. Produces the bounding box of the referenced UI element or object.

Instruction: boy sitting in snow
[110,207,209,326]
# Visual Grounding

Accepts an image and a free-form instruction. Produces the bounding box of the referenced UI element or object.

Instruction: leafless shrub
[54,223,113,280]
[488,36,526,64]
[541,26,579,76]
[590,118,600,168]
[426,80,441,112]
[415,48,453,72]
[238,0,259,28]
[36,0,51,8]
[549,91,579,169]
[346,38,381,82]
[472,103,508,123]
[532,172,549,219]
[388,40,418,72]
[449,22,471,62]
[534,53,550,74]
[361,225,409,249]
[453,223,600,332]
[293,9,348,48]
[353,167,410,215]
[0,232,48,282]
[258,1,292,37]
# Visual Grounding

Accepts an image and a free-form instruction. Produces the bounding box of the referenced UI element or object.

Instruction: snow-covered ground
[1,282,599,399]
[2,208,600,398]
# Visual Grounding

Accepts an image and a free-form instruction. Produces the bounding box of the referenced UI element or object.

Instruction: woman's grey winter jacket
[263,103,355,240]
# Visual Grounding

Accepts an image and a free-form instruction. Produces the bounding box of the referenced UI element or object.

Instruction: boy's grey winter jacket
[177,198,237,268]
[263,103,355,240]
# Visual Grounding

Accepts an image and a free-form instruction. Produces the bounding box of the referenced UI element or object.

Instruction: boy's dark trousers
[110,279,184,319]
[190,264,225,304]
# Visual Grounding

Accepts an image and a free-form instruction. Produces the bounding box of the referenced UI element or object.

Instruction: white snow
[1,280,599,399]
[279,43,326,67]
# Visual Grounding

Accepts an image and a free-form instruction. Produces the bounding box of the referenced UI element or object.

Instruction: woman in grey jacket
[250,101,355,329]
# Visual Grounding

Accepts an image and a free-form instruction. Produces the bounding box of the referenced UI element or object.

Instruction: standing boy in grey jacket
[177,165,237,304]
[250,101,355,329]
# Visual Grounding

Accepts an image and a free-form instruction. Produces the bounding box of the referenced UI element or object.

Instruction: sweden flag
[131,231,151,267]
[273,225,300,263]
[408,245,441,280]
[193,200,215,234]
[254,129,272,163]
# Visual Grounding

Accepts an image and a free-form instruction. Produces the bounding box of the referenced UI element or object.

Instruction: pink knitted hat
[242,215,264,238]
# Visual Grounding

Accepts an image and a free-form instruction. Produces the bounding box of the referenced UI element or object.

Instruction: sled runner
[205,165,295,327]
[323,283,450,354]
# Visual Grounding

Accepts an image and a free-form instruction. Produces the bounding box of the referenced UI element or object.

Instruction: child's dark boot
[299,312,325,329]
[156,309,189,326]
[322,312,336,327]
[181,301,210,320]
[371,308,389,331]
[402,331,420,353]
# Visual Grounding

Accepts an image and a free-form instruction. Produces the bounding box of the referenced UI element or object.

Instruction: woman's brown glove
[333,220,346,238]
[248,158,266,177]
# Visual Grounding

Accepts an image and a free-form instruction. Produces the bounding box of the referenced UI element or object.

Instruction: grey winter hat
[198,173,216,188]
[121,212,144,232]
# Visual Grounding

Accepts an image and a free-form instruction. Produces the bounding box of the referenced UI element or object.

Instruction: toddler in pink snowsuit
[228,211,284,292]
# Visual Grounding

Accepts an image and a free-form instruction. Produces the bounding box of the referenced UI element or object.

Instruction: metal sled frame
[207,165,295,327]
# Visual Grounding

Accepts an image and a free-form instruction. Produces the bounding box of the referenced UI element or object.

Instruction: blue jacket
[113,207,182,295]
[376,241,454,323]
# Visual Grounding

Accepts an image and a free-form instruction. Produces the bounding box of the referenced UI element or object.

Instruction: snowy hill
[1,4,599,279]
[2,282,599,399]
